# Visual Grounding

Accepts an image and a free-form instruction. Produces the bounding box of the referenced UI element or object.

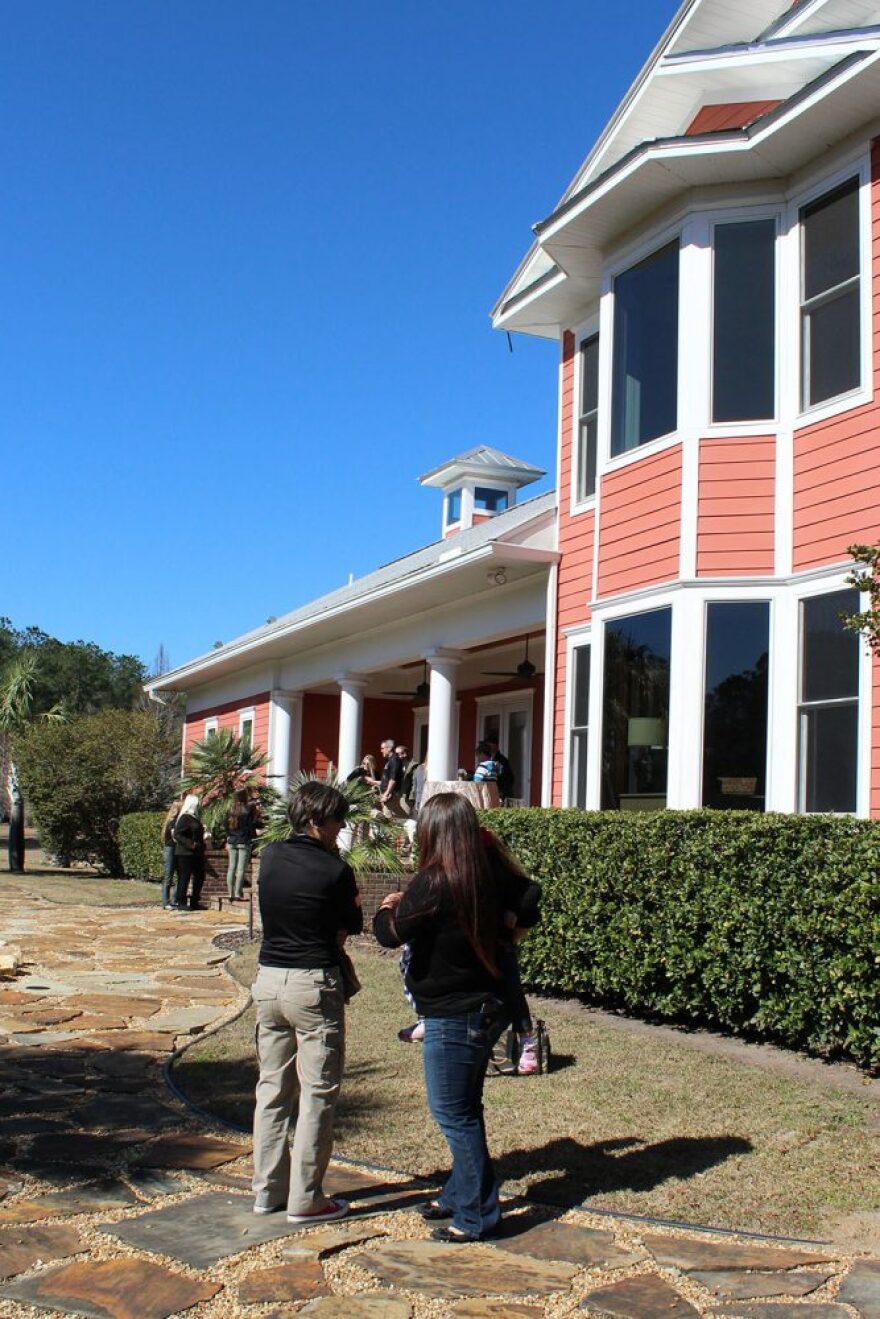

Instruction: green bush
[481,809,880,1070]
[14,709,178,875]
[118,811,166,880]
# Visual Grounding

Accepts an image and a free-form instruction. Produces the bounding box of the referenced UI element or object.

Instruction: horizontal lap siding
[697,436,775,577]
[553,331,594,806]
[597,446,682,598]
[300,693,339,777]
[183,692,271,763]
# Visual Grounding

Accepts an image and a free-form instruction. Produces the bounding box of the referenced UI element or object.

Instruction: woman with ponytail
[373,792,540,1242]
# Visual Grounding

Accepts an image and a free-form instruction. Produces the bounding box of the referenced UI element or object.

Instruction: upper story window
[445,489,462,523]
[801,177,861,409]
[611,240,679,456]
[576,335,599,501]
[474,487,509,513]
[713,219,776,422]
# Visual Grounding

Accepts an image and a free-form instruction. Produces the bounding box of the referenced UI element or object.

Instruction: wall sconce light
[487,567,508,587]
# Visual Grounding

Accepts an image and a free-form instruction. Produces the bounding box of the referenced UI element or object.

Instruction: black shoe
[431,1224,498,1244]
[419,1200,453,1221]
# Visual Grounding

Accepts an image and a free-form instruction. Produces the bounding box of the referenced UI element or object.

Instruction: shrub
[481,808,879,1070]
[118,810,166,880]
[14,709,178,875]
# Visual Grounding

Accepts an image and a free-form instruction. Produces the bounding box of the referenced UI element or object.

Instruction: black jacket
[258,834,363,969]
[373,851,540,1017]
[173,813,205,858]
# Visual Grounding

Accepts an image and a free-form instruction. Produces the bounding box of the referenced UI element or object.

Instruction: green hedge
[481,809,879,1070]
[118,811,165,881]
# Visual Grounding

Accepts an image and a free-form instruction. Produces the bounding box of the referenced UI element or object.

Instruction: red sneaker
[286,1198,349,1225]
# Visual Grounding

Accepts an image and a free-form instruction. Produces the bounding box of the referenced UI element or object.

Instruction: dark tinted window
[577,335,599,500]
[572,645,591,728]
[702,603,769,810]
[802,704,859,813]
[474,487,509,512]
[713,220,776,422]
[569,645,591,809]
[802,590,859,702]
[801,178,861,407]
[611,242,679,454]
[601,608,671,809]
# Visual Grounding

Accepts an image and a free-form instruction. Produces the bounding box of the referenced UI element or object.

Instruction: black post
[8,793,25,873]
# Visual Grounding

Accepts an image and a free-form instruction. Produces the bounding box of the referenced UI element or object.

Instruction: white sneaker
[253,1203,284,1215]
[287,1197,350,1224]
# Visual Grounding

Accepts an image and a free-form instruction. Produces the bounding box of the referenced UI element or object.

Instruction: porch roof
[146,491,557,695]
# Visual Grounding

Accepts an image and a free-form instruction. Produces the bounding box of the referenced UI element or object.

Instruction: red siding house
[150,0,880,819]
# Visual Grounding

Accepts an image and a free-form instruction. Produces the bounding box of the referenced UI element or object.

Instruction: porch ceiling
[306,634,547,700]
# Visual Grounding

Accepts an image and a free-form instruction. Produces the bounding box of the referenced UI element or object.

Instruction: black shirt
[380,753,403,794]
[258,834,363,969]
[173,813,205,858]
[373,852,540,1017]
[227,803,256,844]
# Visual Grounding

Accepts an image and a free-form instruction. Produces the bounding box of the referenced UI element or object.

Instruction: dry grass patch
[0,869,160,906]
[173,938,879,1245]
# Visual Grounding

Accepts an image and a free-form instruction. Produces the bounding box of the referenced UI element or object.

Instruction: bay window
[713,219,776,422]
[601,608,671,810]
[801,177,861,409]
[702,602,769,810]
[611,241,679,455]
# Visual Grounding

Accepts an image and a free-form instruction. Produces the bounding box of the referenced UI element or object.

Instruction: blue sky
[3,1,669,671]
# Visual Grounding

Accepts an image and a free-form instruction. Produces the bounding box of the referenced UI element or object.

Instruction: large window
[799,590,860,813]
[702,603,769,810]
[713,220,776,422]
[601,608,671,810]
[801,178,861,409]
[611,241,679,455]
[568,644,591,808]
[576,335,599,501]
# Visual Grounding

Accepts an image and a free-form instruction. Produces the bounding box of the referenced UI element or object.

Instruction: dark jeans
[162,844,177,906]
[422,997,511,1238]
[175,854,204,909]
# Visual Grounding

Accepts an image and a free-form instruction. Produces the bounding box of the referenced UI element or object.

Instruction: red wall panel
[183,692,271,765]
[697,436,775,576]
[597,444,682,598]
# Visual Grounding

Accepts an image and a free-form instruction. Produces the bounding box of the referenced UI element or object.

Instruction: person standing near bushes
[173,794,206,911]
[226,788,258,902]
[251,780,363,1224]
[160,797,182,908]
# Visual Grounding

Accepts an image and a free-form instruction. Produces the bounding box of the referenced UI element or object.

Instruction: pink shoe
[517,1034,538,1075]
[287,1197,349,1224]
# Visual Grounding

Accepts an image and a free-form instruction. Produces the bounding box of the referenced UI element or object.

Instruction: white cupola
[418,446,545,537]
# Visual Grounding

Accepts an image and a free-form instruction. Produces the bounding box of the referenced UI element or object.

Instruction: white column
[426,651,462,782]
[336,675,367,780]
[268,691,301,799]
[666,593,704,809]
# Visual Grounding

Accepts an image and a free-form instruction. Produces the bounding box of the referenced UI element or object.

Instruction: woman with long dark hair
[373,792,540,1242]
[226,787,257,902]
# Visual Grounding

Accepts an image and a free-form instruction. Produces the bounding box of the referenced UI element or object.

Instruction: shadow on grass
[496,1133,754,1208]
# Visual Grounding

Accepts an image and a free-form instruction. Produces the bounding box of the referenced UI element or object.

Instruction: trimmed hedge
[481,809,879,1070]
[118,811,165,881]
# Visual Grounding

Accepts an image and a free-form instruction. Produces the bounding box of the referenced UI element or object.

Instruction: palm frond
[180,729,278,834]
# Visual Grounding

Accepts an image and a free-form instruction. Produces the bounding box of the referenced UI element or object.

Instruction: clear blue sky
[3,1,669,672]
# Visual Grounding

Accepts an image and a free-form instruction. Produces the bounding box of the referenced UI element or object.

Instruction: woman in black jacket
[173,794,206,911]
[373,792,540,1242]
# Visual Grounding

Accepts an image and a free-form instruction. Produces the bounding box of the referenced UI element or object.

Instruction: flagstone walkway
[0,888,877,1318]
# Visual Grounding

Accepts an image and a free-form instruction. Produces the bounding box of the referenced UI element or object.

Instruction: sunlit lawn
[173,938,879,1245]
[0,868,159,906]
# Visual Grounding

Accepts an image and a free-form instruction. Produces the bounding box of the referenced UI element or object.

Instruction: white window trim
[789,152,873,429]
[475,689,534,804]
[569,312,601,518]
[204,717,219,738]
[238,707,256,744]
[562,627,592,808]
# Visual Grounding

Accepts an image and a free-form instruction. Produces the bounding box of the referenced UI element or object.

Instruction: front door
[478,694,532,804]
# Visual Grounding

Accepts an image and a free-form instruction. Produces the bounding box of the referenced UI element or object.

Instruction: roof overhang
[146,525,559,696]
[493,48,879,339]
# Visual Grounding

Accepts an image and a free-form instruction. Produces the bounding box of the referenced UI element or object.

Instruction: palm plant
[258,768,407,877]
[0,652,65,872]
[179,729,278,839]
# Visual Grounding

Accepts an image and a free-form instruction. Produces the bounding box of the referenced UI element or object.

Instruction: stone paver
[0,885,875,1319]
[838,1259,880,1317]
[238,1260,330,1304]
[101,1191,298,1268]
[691,1268,832,1299]
[0,1222,84,1280]
[359,1238,578,1298]
[0,1257,221,1318]
[581,1273,701,1315]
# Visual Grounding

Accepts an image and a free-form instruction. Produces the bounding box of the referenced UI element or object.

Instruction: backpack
[487,1019,551,1076]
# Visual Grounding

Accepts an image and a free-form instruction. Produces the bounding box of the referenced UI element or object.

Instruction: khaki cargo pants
[251,965,345,1215]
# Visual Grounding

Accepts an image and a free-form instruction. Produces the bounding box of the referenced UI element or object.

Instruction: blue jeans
[422,998,510,1238]
[162,843,177,906]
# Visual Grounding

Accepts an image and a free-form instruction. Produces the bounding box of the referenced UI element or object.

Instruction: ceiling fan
[383,660,430,701]
[483,636,541,681]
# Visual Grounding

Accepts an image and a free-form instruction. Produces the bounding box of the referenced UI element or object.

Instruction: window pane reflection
[713,220,776,422]
[611,242,679,454]
[801,704,859,813]
[601,609,671,810]
[702,603,769,811]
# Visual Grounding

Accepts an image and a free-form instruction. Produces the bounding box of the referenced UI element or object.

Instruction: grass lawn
[0,868,160,906]
[174,938,879,1247]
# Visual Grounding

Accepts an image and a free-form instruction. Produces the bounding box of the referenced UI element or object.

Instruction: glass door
[478,696,532,804]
